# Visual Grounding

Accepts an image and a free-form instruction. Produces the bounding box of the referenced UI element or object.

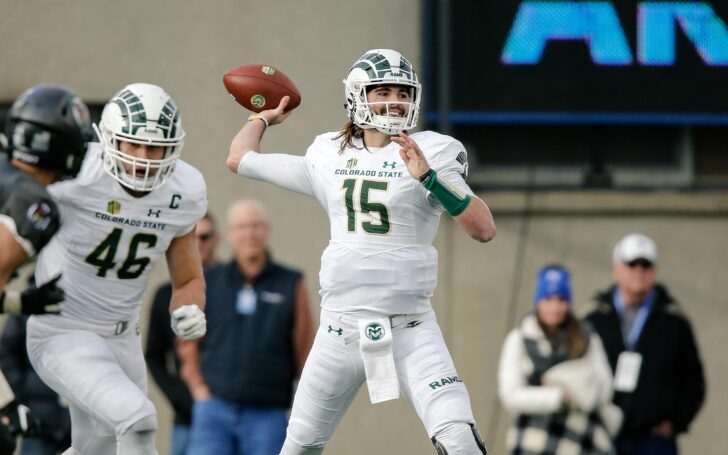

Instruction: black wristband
[418,168,434,183]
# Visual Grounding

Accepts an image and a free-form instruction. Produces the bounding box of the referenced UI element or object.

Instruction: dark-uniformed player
[0,84,91,453]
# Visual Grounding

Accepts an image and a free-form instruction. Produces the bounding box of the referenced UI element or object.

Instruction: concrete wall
[1,1,726,454]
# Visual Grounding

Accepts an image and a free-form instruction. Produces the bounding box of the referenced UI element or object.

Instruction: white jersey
[239,130,471,314]
[35,144,207,323]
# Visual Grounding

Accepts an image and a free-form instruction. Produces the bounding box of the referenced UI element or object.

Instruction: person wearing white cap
[585,234,706,455]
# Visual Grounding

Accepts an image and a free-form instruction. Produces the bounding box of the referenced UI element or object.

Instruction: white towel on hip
[358,316,399,403]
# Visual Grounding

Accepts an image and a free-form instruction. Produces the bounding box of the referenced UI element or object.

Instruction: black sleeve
[145,283,174,390]
[0,316,29,397]
[1,190,60,254]
[673,317,706,434]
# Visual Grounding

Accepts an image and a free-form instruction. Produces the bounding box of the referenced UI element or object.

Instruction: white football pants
[27,315,156,455]
[282,309,476,452]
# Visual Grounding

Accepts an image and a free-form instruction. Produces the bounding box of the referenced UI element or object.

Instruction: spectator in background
[1,314,71,454]
[498,265,617,455]
[181,199,315,455]
[146,212,220,455]
[585,234,706,455]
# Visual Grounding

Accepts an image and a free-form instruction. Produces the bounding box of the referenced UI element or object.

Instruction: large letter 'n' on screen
[501,1,633,65]
[638,2,728,66]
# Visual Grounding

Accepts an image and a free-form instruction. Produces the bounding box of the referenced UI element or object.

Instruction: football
[223,64,301,113]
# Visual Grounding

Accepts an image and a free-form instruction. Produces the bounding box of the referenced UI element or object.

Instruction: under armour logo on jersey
[328,325,343,336]
[382,161,397,169]
[147,209,162,218]
[404,320,422,329]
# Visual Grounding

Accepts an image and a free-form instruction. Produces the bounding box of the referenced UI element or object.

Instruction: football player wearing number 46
[227,49,495,454]
[26,83,208,455]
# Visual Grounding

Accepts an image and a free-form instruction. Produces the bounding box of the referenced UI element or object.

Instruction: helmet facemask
[344,49,421,136]
[96,83,185,192]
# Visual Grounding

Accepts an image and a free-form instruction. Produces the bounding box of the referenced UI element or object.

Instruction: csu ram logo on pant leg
[365,322,384,341]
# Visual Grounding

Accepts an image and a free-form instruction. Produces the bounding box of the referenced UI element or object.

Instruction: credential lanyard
[614,289,655,350]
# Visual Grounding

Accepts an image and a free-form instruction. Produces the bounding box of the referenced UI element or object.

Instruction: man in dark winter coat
[585,233,706,455]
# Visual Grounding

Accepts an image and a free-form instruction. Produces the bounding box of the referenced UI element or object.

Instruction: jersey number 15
[342,179,390,235]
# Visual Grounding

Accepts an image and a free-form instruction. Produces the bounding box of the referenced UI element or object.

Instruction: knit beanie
[533,265,572,305]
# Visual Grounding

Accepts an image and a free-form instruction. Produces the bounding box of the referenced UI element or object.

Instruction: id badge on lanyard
[236,285,257,315]
[614,351,642,392]
[613,289,654,392]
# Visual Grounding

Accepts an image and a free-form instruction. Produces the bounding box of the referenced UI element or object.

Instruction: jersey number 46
[84,227,157,279]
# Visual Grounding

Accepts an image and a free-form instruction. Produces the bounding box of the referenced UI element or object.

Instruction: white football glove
[171,305,207,340]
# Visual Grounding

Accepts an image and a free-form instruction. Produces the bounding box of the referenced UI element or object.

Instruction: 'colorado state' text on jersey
[240,130,471,315]
[35,144,207,323]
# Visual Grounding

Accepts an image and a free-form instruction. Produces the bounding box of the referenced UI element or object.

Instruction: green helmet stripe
[351,52,417,82]
[114,89,148,135]
[158,99,180,139]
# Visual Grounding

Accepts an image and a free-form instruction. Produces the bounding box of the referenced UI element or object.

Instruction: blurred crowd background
[0,1,726,453]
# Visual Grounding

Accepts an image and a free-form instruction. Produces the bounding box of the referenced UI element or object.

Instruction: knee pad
[117,414,157,455]
[279,437,325,455]
[431,422,487,454]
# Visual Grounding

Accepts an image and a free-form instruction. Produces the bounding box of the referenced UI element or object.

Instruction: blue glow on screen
[501,1,728,66]
[638,2,728,65]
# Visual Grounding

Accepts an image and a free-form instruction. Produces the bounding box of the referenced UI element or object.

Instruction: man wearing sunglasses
[585,233,706,455]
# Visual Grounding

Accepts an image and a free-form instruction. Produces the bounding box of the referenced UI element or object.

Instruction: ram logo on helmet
[343,49,421,136]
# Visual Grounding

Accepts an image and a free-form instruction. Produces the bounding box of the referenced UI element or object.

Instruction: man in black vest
[585,233,705,455]
[145,212,220,455]
[182,199,315,455]
[0,84,90,453]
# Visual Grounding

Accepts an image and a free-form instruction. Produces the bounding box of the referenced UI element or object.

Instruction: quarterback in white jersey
[227,50,496,454]
[27,83,208,455]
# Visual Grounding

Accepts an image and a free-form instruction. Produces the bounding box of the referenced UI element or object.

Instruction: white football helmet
[343,49,421,136]
[95,83,185,192]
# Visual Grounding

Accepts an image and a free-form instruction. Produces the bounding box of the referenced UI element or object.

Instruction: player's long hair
[538,311,588,360]
[334,121,365,155]
[334,121,409,155]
